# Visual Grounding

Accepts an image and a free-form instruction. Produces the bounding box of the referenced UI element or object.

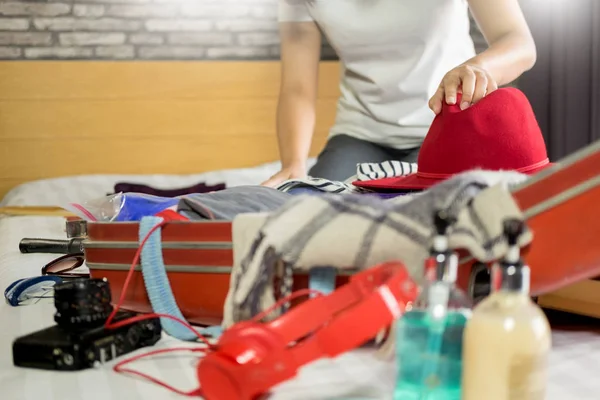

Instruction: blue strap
[200,325,223,338]
[309,266,337,297]
[138,216,222,340]
[139,216,208,341]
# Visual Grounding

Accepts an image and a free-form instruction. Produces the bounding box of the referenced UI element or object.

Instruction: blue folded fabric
[115,194,180,221]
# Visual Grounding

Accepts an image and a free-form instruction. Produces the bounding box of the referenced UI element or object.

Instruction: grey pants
[309,134,421,181]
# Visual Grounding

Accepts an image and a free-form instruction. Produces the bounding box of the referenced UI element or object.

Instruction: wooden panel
[538,280,600,319]
[0,61,341,199]
[0,99,337,140]
[0,61,341,100]
[0,135,329,179]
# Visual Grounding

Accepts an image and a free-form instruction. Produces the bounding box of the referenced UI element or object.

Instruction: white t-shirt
[279,0,477,149]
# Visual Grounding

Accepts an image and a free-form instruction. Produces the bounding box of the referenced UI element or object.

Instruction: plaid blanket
[223,170,531,330]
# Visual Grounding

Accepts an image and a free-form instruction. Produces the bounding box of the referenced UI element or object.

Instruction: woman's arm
[467,0,537,85]
[429,0,536,113]
[262,21,322,187]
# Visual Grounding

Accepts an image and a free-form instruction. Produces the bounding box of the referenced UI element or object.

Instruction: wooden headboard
[0,61,340,199]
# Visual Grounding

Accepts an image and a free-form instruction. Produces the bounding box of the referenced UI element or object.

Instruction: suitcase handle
[19,238,84,255]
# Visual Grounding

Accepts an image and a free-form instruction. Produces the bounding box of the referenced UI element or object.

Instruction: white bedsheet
[0,161,298,207]
[0,216,395,400]
[1,168,599,399]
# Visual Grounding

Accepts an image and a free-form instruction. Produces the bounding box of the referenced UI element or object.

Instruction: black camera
[12,278,162,371]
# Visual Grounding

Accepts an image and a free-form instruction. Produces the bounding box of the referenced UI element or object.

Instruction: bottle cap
[504,219,524,246]
[503,219,525,265]
[497,218,530,293]
[431,209,456,252]
[433,209,456,235]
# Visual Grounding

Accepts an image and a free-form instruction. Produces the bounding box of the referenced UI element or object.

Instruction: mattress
[1,168,599,399]
[0,161,297,207]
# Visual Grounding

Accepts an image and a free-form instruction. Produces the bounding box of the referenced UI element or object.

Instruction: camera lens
[53,278,113,330]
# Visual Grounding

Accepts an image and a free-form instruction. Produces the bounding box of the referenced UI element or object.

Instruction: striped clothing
[275,161,419,195]
[276,176,366,194]
[355,161,418,182]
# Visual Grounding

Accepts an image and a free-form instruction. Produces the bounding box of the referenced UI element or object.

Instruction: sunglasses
[42,253,90,279]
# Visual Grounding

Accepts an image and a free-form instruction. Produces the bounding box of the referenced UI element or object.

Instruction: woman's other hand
[261,164,306,188]
[429,63,498,114]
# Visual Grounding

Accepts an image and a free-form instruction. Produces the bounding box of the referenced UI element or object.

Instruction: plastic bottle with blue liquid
[394,210,472,400]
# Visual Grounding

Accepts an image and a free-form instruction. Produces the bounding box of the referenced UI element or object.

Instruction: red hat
[353,87,551,191]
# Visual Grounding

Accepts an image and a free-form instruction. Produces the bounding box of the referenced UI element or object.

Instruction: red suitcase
[85,140,600,325]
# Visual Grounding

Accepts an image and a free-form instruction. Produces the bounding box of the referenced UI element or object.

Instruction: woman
[262,0,537,186]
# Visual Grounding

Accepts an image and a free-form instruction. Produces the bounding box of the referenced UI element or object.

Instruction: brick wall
[0,0,487,60]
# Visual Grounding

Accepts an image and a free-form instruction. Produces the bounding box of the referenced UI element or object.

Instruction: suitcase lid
[513,139,600,213]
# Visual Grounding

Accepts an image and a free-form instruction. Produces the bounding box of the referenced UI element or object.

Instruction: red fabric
[354,88,552,190]
[155,209,189,222]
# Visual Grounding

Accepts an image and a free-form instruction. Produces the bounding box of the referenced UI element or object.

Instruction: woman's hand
[261,164,307,188]
[428,63,498,114]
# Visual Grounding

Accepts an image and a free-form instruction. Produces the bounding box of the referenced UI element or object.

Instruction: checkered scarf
[223,170,531,330]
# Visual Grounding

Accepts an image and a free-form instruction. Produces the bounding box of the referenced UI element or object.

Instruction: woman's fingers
[429,64,499,114]
[261,171,287,187]
[487,77,499,95]
[428,86,445,115]
[458,67,476,109]
[442,73,461,106]
[471,70,488,105]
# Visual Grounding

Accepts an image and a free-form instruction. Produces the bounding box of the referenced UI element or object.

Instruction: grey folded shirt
[176,186,293,220]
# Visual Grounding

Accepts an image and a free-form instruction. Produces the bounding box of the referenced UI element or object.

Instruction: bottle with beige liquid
[462,219,551,400]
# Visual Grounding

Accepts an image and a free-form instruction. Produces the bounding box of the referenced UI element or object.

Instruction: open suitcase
[85,140,600,325]
[84,219,352,326]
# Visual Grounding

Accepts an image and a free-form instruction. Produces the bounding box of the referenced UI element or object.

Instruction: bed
[0,170,399,400]
[2,169,600,400]
[1,60,599,399]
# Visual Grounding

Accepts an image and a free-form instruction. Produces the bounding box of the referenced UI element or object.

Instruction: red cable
[105,218,324,396]
[104,219,164,328]
[104,219,211,396]
[113,347,205,397]
[103,219,212,346]
[251,288,324,323]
